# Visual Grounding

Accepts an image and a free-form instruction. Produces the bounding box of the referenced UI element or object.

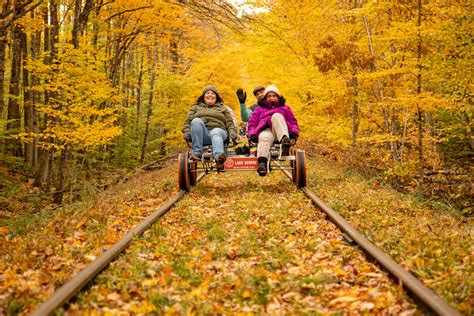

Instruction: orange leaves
[0,226,8,235]
[314,36,362,73]
[62,171,417,313]
[202,250,213,263]
[189,276,212,299]
[0,165,177,313]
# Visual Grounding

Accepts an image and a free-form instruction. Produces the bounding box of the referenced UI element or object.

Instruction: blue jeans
[191,118,227,160]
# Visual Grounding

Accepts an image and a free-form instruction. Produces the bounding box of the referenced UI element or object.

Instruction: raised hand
[236,88,247,104]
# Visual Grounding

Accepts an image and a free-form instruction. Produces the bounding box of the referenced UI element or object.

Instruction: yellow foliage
[14,14,45,33]
[21,44,123,150]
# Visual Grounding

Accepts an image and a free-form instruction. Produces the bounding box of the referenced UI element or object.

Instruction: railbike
[178,141,306,191]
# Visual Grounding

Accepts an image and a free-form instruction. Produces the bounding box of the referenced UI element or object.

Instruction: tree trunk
[22,30,35,165]
[53,146,69,204]
[34,151,51,188]
[71,0,94,48]
[35,0,59,190]
[0,1,12,117]
[110,30,121,87]
[461,111,474,153]
[140,44,157,164]
[136,53,144,126]
[350,62,359,148]
[364,13,401,165]
[50,0,59,59]
[121,56,128,108]
[170,40,178,73]
[387,9,401,164]
[6,24,23,157]
[30,11,42,166]
[416,0,424,178]
[35,3,51,188]
[0,29,6,117]
[92,5,100,49]
[159,128,167,156]
[72,0,82,48]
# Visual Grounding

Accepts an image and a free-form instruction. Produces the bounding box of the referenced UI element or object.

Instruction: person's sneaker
[257,157,267,176]
[279,136,291,158]
[190,152,202,161]
[216,153,226,170]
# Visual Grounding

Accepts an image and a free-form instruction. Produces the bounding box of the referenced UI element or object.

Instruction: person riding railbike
[234,85,265,156]
[182,85,237,170]
[247,84,299,176]
[236,85,266,123]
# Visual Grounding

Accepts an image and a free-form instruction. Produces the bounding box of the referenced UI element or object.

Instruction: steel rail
[279,167,460,315]
[31,163,460,315]
[31,173,206,316]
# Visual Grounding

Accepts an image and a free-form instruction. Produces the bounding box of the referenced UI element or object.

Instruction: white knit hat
[264,84,280,97]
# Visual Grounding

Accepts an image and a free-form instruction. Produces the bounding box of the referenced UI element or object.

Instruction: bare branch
[104,5,154,22]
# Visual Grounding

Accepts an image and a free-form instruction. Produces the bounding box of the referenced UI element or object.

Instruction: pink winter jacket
[247,97,299,137]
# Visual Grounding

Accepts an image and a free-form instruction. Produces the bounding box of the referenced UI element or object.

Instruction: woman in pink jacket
[247,85,299,176]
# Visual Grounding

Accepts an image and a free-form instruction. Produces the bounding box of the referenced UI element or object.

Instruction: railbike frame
[178,142,306,190]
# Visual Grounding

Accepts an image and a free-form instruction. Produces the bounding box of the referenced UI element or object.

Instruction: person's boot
[242,145,250,156]
[216,153,227,171]
[257,157,268,176]
[190,152,202,161]
[279,135,291,158]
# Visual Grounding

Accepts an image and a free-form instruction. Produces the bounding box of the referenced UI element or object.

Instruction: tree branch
[104,5,154,22]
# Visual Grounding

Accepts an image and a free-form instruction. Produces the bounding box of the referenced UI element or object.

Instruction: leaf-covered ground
[305,155,473,313]
[68,172,415,314]
[0,163,178,315]
[0,155,471,314]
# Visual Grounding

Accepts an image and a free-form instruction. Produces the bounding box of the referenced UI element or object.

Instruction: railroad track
[31,164,460,315]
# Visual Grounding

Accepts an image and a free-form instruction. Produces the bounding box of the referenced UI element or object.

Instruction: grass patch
[152,294,175,308]
[172,256,202,285]
[250,275,272,305]
[151,225,167,237]
[1,207,55,237]
[204,218,226,241]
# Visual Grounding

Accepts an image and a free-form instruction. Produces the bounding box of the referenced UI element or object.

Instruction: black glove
[184,132,192,142]
[249,135,258,144]
[236,88,247,104]
[229,131,237,141]
[289,131,298,144]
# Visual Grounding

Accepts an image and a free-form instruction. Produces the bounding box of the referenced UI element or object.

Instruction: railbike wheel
[290,147,297,183]
[189,161,197,186]
[178,152,190,191]
[295,149,306,187]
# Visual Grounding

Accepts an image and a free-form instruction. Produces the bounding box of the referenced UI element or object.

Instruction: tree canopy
[0,0,471,209]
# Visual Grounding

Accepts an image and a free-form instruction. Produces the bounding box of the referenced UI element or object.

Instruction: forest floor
[0,154,472,314]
